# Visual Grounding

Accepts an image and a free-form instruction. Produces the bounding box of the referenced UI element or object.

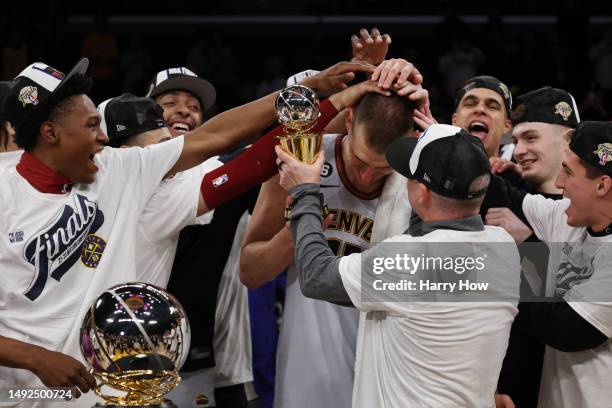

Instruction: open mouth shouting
[468,120,490,141]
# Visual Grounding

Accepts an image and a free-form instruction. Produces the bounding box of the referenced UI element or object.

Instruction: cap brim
[385,136,420,179]
[55,58,89,94]
[149,76,216,111]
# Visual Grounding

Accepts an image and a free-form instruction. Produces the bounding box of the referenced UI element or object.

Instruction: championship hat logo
[499,83,511,101]
[18,86,39,107]
[81,234,107,268]
[554,101,572,121]
[594,143,612,166]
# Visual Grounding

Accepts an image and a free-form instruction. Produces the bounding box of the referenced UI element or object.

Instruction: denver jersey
[274,134,380,408]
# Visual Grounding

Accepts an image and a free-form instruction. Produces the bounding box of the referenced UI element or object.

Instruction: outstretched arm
[167,61,377,177]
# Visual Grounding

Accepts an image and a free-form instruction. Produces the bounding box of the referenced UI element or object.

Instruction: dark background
[2,1,612,122]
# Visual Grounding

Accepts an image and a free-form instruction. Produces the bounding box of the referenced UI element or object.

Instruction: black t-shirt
[166,148,260,372]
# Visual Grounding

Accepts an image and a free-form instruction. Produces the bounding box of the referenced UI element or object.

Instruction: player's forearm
[193,91,278,154]
[516,302,608,352]
[289,183,353,306]
[240,229,295,288]
[0,335,44,372]
[201,99,340,209]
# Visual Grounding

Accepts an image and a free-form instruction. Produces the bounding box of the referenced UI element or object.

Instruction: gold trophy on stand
[80,282,190,407]
[276,84,329,219]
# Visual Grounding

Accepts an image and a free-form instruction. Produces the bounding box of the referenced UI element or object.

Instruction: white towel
[353,171,412,391]
[371,171,412,243]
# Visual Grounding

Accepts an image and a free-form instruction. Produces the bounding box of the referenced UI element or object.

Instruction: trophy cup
[276,84,329,219]
[80,282,190,407]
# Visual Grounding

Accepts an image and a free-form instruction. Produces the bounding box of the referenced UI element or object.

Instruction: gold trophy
[80,282,190,407]
[276,84,329,219]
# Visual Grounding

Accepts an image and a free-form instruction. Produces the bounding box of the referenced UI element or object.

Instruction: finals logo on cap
[18,86,39,107]
[554,101,573,122]
[594,143,612,166]
[4,59,88,129]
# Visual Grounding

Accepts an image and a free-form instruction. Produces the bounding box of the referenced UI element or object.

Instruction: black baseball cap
[98,94,166,147]
[3,59,89,129]
[386,124,491,199]
[146,67,216,111]
[512,86,580,128]
[569,121,612,176]
[455,75,513,116]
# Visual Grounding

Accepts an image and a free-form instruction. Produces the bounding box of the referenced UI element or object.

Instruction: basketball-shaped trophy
[80,283,190,407]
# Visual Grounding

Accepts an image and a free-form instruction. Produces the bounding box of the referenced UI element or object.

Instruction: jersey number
[326,238,362,256]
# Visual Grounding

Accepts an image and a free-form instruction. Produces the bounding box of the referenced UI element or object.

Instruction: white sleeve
[566,252,612,338]
[107,136,184,212]
[140,157,224,243]
[339,252,365,310]
[522,194,571,242]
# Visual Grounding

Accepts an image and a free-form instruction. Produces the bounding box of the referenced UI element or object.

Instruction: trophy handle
[92,370,180,407]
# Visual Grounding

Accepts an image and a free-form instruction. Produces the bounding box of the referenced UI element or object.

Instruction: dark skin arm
[0,335,96,398]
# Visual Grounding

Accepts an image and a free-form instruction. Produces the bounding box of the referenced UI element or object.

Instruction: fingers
[275,145,299,166]
[382,33,392,44]
[82,367,97,390]
[322,213,335,230]
[370,28,382,43]
[413,110,433,131]
[71,371,91,394]
[413,107,437,129]
[378,59,402,89]
[70,386,81,399]
[336,72,355,86]
[357,80,392,97]
[360,28,374,44]
[351,34,363,49]
[333,61,376,75]
[396,62,420,86]
[315,149,326,168]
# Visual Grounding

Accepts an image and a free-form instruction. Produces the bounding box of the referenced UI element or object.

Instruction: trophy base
[94,401,176,408]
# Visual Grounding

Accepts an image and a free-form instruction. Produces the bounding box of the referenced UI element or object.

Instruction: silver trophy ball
[80,282,190,378]
[275,84,320,131]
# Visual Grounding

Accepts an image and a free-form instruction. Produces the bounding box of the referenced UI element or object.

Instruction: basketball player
[277,124,521,407]
[240,59,428,408]
[0,58,356,407]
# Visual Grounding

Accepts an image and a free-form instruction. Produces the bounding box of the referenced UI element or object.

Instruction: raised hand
[351,28,392,66]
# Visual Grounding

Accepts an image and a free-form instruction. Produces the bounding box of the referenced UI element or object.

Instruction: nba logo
[212,174,229,188]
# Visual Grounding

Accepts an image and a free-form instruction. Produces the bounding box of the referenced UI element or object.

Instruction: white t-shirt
[0,137,184,407]
[338,227,520,408]
[523,194,612,408]
[136,158,223,288]
[213,212,253,388]
[0,150,22,170]
[274,134,379,408]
